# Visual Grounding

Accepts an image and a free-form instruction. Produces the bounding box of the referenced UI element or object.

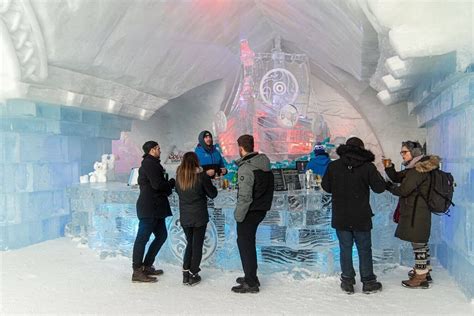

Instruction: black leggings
[182,225,207,274]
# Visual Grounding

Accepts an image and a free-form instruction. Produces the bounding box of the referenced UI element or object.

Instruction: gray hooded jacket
[234,152,273,222]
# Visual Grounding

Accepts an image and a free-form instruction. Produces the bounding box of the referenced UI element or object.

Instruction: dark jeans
[336,230,376,283]
[237,210,266,287]
[182,225,207,274]
[132,217,168,269]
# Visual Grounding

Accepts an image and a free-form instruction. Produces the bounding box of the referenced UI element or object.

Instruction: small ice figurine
[101,154,116,181]
[79,175,89,184]
[93,162,107,183]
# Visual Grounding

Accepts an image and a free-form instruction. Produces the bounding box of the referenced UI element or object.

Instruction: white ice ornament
[88,172,97,183]
[79,175,89,183]
[79,153,116,183]
[101,154,116,181]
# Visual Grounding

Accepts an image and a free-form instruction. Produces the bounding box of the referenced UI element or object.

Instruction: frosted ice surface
[68,184,400,275]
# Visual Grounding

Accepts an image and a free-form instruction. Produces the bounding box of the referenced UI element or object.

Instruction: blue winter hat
[313,143,326,155]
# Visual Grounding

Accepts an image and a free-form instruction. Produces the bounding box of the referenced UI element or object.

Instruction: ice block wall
[415,73,474,299]
[0,100,132,250]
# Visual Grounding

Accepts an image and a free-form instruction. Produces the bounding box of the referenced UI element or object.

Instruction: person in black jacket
[132,141,175,283]
[321,137,385,294]
[176,152,218,286]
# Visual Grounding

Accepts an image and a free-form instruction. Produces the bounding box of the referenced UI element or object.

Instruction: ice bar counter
[67,182,400,274]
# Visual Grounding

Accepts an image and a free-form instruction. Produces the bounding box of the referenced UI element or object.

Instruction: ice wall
[113,79,227,176]
[366,0,472,70]
[0,100,131,249]
[415,73,474,299]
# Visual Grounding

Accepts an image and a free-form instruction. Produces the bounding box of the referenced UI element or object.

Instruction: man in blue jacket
[195,130,227,178]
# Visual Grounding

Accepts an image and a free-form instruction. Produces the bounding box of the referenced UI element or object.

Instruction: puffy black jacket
[136,155,173,219]
[321,144,386,231]
[176,171,218,228]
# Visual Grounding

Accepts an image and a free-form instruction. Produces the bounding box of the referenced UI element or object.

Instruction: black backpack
[418,169,455,215]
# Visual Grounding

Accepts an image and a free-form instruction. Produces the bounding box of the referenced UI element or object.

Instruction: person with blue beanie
[195,130,227,178]
[306,143,330,176]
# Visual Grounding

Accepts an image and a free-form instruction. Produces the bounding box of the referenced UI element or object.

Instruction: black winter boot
[231,281,259,294]
[236,276,261,287]
[182,270,190,285]
[340,277,355,294]
[188,272,201,286]
[362,280,382,294]
[132,267,158,283]
[143,265,164,276]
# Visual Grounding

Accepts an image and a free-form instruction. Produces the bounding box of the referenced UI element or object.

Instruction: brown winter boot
[408,268,433,282]
[402,272,430,289]
[132,267,158,283]
[143,265,164,276]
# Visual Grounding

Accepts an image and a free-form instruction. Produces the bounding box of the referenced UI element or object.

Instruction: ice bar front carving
[67,183,400,274]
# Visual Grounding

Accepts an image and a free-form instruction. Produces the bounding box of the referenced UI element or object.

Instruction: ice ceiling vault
[0,0,471,120]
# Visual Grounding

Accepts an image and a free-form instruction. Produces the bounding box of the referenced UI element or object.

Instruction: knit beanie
[346,137,365,149]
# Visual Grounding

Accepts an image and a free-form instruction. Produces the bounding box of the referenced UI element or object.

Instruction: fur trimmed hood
[415,155,440,173]
[336,144,375,168]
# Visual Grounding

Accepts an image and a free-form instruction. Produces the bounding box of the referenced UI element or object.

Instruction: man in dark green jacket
[231,135,274,294]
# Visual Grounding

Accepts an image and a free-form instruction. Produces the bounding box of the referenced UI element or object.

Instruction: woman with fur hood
[385,141,440,289]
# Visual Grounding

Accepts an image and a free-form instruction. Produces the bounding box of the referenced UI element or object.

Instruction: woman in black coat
[385,141,438,289]
[176,152,217,286]
[132,141,175,283]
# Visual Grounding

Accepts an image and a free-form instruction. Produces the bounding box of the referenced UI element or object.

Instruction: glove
[385,181,395,191]
[168,178,176,189]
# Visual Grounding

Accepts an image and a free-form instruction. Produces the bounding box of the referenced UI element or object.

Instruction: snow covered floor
[1,238,472,315]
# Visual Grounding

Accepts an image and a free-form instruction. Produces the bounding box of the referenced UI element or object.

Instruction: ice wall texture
[365,0,472,70]
[417,74,474,299]
[0,100,131,250]
[112,79,227,175]
[28,1,374,104]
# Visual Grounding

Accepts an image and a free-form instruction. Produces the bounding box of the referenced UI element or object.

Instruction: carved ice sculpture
[102,154,116,181]
[93,162,108,183]
[80,154,116,183]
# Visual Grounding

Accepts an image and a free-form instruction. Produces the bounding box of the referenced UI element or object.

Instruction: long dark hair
[176,152,200,191]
